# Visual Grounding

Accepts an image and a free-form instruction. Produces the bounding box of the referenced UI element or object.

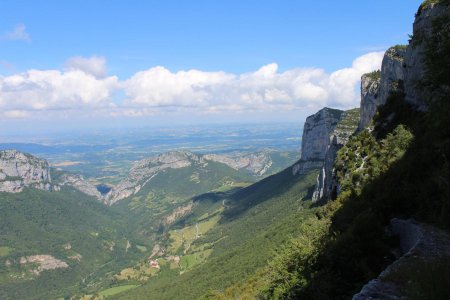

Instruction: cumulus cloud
[4,23,31,42]
[0,69,119,113]
[0,52,384,119]
[65,56,107,78]
[123,51,384,113]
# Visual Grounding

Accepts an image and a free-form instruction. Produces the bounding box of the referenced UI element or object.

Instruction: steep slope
[0,186,142,300]
[257,1,450,299]
[0,149,103,200]
[291,107,345,176]
[0,150,52,192]
[0,151,149,299]
[112,167,319,300]
[312,108,360,202]
[105,150,295,205]
[108,153,255,241]
[106,106,344,299]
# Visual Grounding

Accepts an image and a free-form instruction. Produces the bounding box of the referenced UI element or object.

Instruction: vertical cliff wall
[292,108,344,176]
[358,2,450,131]
[291,107,359,203]
[358,46,406,131]
[313,108,359,202]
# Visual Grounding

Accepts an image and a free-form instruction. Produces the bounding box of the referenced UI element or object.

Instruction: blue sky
[0,0,423,131]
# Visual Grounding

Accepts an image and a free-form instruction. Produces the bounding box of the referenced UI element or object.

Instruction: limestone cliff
[290,107,359,202]
[312,108,360,202]
[0,150,52,193]
[0,149,103,200]
[404,2,450,108]
[203,151,272,176]
[292,108,345,177]
[59,173,102,199]
[105,150,276,205]
[358,2,450,130]
[105,151,200,205]
[358,46,406,131]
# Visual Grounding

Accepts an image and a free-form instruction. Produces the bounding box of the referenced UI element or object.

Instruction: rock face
[105,151,203,205]
[163,202,194,226]
[313,108,360,201]
[353,218,450,299]
[105,150,275,205]
[300,108,344,162]
[0,149,105,201]
[404,2,450,108]
[59,173,102,199]
[292,108,359,202]
[358,2,450,130]
[358,46,406,131]
[19,254,69,275]
[292,108,345,176]
[359,71,381,131]
[203,151,272,176]
[0,150,52,193]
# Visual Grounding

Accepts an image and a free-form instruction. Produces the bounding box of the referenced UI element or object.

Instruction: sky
[0,0,423,133]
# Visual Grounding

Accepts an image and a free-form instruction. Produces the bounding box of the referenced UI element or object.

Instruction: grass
[98,285,140,298]
[115,262,159,282]
[135,245,147,252]
[180,249,213,272]
[113,169,318,300]
[0,246,12,257]
[211,182,250,193]
[168,214,221,253]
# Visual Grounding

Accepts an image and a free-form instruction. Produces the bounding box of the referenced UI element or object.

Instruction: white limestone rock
[292,108,345,178]
[0,150,52,193]
[358,2,450,130]
[59,173,102,200]
[313,108,359,202]
[358,46,406,131]
[105,151,199,205]
[203,151,273,176]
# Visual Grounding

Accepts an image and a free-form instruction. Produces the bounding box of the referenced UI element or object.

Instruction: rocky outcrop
[59,173,102,199]
[358,1,450,130]
[163,202,194,226]
[404,2,450,108]
[0,150,52,193]
[353,218,450,299]
[0,149,106,201]
[358,46,406,130]
[300,108,344,162]
[292,107,359,202]
[203,151,273,176]
[105,151,202,205]
[19,255,69,275]
[313,108,360,201]
[358,71,381,131]
[106,150,276,205]
[292,108,345,176]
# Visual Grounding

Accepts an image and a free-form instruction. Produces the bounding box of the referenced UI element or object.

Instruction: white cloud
[123,51,384,113]
[65,56,107,78]
[0,52,384,119]
[0,69,119,113]
[5,24,31,42]
[123,67,234,107]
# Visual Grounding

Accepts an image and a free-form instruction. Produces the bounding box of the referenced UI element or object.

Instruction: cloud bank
[0,52,384,119]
